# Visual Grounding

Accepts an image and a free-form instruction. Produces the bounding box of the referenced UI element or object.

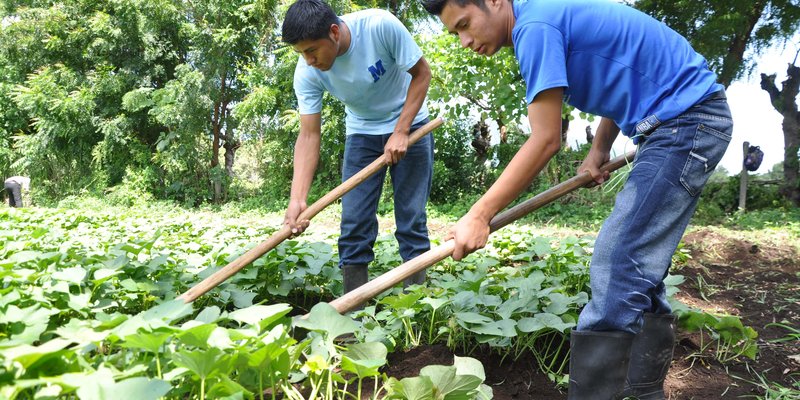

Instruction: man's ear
[329,23,340,42]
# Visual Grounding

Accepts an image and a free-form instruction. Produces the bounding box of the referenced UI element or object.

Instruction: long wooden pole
[738,141,749,211]
[329,150,636,314]
[178,118,443,303]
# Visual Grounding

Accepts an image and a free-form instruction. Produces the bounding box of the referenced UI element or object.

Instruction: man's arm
[384,57,432,164]
[578,117,620,186]
[449,87,564,260]
[285,113,322,234]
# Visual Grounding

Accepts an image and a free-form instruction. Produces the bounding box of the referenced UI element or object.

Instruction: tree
[629,0,800,87]
[760,60,800,205]
[3,0,186,197]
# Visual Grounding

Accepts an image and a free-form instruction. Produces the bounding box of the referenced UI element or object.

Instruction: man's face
[293,26,340,71]
[439,0,506,56]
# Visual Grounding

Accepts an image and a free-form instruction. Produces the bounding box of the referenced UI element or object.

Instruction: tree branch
[760,73,783,113]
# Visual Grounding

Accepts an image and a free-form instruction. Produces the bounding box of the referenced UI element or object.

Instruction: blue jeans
[577,91,732,334]
[338,120,434,267]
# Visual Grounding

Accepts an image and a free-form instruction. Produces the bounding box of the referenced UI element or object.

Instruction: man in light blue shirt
[423,0,732,398]
[282,0,433,301]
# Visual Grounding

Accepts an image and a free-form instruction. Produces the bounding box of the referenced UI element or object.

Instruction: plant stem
[154,353,162,379]
[259,373,264,400]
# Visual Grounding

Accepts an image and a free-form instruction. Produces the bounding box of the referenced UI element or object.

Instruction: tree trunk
[719,0,768,87]
[211,70,228,203]
[211,99,222,203]
[760,63,800,206]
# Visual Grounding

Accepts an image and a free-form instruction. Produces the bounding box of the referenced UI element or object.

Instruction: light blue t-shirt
[294,9,429,135]
[512,0,723,138]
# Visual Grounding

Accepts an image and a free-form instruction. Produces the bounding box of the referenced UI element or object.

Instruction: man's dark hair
[282,0,341,45]
[421,0,486,16]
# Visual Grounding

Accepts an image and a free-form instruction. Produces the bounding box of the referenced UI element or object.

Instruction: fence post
[738,141,749,211]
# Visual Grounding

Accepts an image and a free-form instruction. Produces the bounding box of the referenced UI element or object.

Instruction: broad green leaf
[530,237,552,256]
[341,342,388,378]
[453,356,486,381]
[141,300,193,324]
[3,304,56,324]
[464,319,517,338]
[207,327,233,350]
[228,303,291,328]
[56,319,110,345]
[420,297,449,311]
[92,268,121,282]
[0,290,21,307]
[172,347,230,379]
[207,375,251,399]
[230,289,256,308]
[121,330,172,353]
[544,293,571,315]
[394,376,434,400]
[67,292,92,311]
[419,365,482,399]
[292,303,358,344]
[177,323,216,348]
[0,251,41,267]
[518,313,574,333]
[77,376,171,400]
[52,266,87,284]
[1,338,73,369]
[380,292,424,310]
[495,297,534,320]
[195,306,221,323]
[454,312,493,325]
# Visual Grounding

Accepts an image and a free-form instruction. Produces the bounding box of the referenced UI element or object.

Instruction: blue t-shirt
[512,0,723,138]
[294,9,429,135]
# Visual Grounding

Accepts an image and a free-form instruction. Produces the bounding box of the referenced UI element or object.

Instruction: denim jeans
[577,91,732,334]
[338,120,434,267]
[4,182,22,208]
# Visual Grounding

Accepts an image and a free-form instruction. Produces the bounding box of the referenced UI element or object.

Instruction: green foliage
[629,0,800,86]
[1,0,281,204]
[677,310,759,363]
[429,120,493,205]
[423,33,526,127]
[0,201,767,397]
[693,174,792,224]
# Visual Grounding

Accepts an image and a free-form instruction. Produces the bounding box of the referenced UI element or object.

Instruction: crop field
[1,203,798,399]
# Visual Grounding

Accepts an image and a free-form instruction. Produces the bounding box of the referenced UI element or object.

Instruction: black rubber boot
[568,330,635,400]
[341,264,368,309]
[342,264,368,293]
[617,313,676,400]
[403,270,426,288]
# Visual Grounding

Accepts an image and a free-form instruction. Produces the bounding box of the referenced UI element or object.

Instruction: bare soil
[380,226,800,399]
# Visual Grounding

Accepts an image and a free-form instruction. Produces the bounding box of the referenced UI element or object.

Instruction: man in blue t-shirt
[282,0,434,302]
[423,0,732,398]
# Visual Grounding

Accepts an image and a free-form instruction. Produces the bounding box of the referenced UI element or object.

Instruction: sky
[570,43,797,176]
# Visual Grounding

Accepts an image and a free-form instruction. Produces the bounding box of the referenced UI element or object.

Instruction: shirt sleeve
[513,22,569,104]
[375,11,423,71]
[293,57,324,115]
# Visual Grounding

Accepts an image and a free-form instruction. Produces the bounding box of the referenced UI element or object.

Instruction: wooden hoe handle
[328,150,637,314]
[178,118,444,303]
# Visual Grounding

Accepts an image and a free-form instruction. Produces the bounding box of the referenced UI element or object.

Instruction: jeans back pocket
[680,123,731,196]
